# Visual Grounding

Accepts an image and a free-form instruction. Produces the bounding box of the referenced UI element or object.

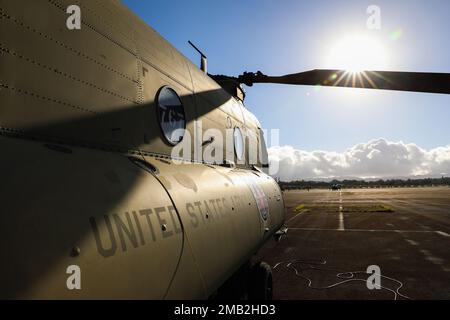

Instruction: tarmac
[258,187,450,299]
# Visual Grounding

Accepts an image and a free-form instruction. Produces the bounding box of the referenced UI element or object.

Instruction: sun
[324,34,389,72]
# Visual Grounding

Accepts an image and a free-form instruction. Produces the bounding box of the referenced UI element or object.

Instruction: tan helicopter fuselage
[0,0,285,299]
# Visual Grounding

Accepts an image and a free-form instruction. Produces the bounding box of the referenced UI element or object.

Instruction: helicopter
[331,184,342,191]
[0,0,449,300]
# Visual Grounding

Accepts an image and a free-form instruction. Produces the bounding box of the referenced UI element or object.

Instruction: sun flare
[325,34,388,72]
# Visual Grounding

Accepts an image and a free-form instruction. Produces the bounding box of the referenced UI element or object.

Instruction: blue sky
[122,0,449,155]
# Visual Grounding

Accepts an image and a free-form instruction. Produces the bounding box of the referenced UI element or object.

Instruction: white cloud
[268,138,450,181]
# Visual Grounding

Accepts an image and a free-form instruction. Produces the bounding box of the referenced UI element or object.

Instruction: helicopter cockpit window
[156,86,186,145]
[234,127,244,161]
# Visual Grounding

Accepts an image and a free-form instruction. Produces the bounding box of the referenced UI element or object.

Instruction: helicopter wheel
[248,261,273,300]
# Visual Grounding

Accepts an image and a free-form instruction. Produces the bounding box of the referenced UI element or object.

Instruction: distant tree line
[278,177,450,190]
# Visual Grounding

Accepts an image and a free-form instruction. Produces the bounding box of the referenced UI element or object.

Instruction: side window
[156,86,186,145]
[234,126,245,162]
[259,129,269,168]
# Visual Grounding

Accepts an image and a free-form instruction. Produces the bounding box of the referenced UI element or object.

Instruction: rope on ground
[273,259,412,300]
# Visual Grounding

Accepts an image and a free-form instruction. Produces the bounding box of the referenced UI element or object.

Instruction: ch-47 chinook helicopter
[1,0,449,300]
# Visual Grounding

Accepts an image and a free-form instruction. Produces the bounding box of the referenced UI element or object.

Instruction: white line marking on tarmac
[405,239,419,246]
[338,191,345,231]
[289,227,444,233]
[436,231,450,238]
[419,249,449,271]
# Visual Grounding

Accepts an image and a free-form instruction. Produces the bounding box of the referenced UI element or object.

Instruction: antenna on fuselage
[188,40,208,74]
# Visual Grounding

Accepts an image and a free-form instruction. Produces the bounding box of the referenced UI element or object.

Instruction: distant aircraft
[331,184,342,191]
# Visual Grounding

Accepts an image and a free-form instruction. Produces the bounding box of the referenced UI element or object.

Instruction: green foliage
[279,177,450,190]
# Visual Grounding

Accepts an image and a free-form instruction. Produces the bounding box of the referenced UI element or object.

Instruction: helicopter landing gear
[212,260,273,300]
[248,261,273,300]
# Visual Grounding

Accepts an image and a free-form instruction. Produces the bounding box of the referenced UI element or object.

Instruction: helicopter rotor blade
[238,70,450,94]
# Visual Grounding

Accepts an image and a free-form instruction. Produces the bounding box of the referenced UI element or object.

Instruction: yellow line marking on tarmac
[287,209,308,223]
